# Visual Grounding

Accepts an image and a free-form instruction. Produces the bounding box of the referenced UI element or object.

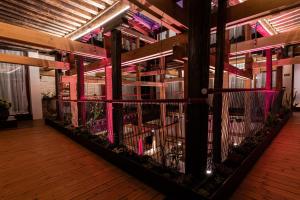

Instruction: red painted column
[105,66,114,143]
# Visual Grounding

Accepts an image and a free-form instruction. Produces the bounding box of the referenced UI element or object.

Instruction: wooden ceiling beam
[0,22,107,59]
[144,0,300,30]
[0,53,70,70]
[18,0,86,25]
[66,1,129,40]
[0,3,76,32]
[83,0,107,8]
[101,0,114,5]
[231,28,300,54]
[128,0,182,33]
[0,11,68,35]
[60,0,101,14]
[119,27,157,44]
[39,0,92,20]
[0,18,64,37]
[253,56,300,68]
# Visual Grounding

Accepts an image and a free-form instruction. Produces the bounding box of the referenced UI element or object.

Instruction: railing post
[111,29,123,146]
[212,0,227,164]
[76,56,86,126]
[185,0,211,178]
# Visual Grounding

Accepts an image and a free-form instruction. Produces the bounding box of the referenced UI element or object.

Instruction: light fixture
[206,170,212,175]
[69,2,130,40]
[122,50,173,66]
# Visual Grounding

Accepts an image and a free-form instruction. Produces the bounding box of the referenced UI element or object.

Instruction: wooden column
[76,56,86,126]
[185,0,211,177]
[276,66,283,90]
[265,49,273,118]
[55,52,62,120]
[244,24,253,88]
[136,38,143,129]
[266,49,273,90]
[111,29,123,145]
[212,0,227,164]
[105,66,114,143]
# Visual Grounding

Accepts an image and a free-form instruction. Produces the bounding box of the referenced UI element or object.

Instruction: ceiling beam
[0,1,76,32]
[0,18,65,37]
[0,53,70,70]
[253,56,300,68]
[119,27,157,44]
[128,0,183,33]
[231,28,300,54]
[17,0,86,25]
[0,22,107,59]
[0,11,69,35]
[144,0,300,29]
[60,0,101,14]
[66,1,129,40]
[83,0,107,8]
[39,0,92,20]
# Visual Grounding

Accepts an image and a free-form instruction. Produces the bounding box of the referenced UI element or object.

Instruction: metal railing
[47,89,284,175]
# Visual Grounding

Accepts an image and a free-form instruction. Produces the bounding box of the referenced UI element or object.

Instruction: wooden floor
[231,112,300,200]
[0,121,164,200]
[1,114,299,200]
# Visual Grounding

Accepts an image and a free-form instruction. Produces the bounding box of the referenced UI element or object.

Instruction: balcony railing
[47,89,284,175]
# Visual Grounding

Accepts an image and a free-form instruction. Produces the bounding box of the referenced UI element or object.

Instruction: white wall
[28,51,43,120]
[294,64,300,107]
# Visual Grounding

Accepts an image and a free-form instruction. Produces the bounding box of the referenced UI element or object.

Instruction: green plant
[284,91,298,110]
[265,113,278,127]
[0,99,11,110]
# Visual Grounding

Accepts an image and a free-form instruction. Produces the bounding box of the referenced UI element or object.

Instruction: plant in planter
[0,99,12,121]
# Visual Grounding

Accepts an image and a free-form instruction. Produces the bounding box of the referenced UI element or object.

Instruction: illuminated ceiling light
[122,50,173,66]
[269,14,300,25]
[258,19,277,36]
[277,21,300,30]
[271,15,300,26]
[269,8,300,22]
[68,2,130,40]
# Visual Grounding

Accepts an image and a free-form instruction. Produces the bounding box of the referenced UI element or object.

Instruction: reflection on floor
[0,120,164,200]
[231,112,300,200]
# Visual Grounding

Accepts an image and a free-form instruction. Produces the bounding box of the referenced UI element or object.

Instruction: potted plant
[0,99,11,121]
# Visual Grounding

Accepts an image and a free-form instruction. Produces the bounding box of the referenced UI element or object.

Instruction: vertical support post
[276,66,283,90]
[265,49,273,118]
[105,66,114,143]
[159,57,167,130]
[55,52,62,120]
[111,29,123,145]
[135,37,143,129]
[213,0,227,164]
[76,56,85,126]
[186,0,211,177]
[212,0,227,164]
[266,49,273,90]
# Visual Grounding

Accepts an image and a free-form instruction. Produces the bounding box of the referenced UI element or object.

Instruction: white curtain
[0,49,28,115]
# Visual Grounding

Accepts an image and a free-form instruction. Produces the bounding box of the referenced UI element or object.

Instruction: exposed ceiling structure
[266,7,300,34]
[0,0,119,37]
[0,0,299,79]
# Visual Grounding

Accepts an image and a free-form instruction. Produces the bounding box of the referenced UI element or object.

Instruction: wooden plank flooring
[1,113,299,200]
[231,113,300,200]
[0,121,164,200]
